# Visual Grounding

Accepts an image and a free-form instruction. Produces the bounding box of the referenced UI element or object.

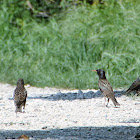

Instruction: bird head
[17,78,24,87]
[92,69,106,79]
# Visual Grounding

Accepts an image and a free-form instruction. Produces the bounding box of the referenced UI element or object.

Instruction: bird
[126,76,140,95]
[93,69,120,107]
[13,78,27,113]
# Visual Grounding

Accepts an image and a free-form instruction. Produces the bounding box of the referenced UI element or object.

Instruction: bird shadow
[24,90,101,101]
[9,90,126,101]
[0,126,139,139]
[29,90,124,101]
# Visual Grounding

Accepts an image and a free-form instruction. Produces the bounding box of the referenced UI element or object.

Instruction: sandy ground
[0,83,140,140]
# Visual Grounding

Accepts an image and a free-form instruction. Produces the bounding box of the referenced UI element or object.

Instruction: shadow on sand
[0,126,139,139]
[27,90,124,101]
[8,90,125,101]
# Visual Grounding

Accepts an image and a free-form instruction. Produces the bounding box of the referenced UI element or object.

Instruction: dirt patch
[0,83,139,139]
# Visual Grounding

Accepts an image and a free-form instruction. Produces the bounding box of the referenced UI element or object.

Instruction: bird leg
[22,105,25,113]
[103,97,109,107]
[106,98,109,107]
[15,106,22,113]
[15,112,19,118]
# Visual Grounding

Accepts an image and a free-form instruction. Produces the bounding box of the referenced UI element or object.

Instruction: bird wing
[14,88,27,105]
[99,79,115,98]
[127,77,140,91]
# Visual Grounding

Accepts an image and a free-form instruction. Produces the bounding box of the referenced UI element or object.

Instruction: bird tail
[112,98,120,106]
[125,89,130,94]
[15,106,22,113]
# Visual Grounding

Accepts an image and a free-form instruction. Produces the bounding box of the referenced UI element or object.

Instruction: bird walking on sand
[126,76,140,95]
[93,69,120,107]
[13,78,27,113]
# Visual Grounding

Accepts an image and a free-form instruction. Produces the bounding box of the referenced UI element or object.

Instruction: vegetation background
[0,0,139,89]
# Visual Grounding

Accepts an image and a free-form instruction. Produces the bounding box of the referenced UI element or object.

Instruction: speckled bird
[126,76,140,94]
[13,78,27,113]
[93,69,120,107]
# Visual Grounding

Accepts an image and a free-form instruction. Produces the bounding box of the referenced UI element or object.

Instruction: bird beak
[92,70,97,72]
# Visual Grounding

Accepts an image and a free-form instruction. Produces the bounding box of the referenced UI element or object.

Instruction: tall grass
[0,0,140,89]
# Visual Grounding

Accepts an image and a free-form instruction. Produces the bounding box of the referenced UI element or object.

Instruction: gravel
[0,83,139,140]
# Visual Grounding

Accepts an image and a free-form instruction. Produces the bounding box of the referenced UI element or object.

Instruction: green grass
[0,0,140,89]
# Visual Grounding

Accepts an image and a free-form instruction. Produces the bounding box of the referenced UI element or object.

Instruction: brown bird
[126,76,140,94]
[13,78,27,113]
[93,69,120,107]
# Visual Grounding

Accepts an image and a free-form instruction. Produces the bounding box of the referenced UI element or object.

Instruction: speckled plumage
[126,77,140,94]
[94,69,120,107]
[13,78,27,113]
